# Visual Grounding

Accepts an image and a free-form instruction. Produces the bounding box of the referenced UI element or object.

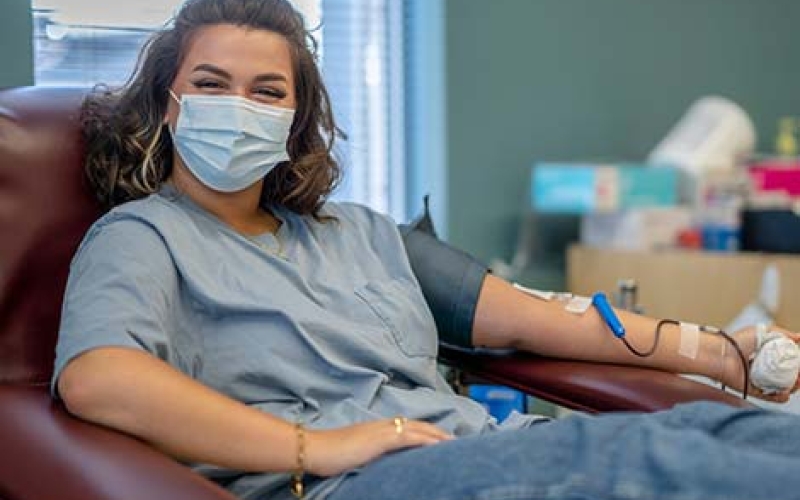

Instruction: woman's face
[166,23,297,128]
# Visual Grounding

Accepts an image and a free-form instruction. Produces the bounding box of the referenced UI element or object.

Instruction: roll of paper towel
[648,96,756,176]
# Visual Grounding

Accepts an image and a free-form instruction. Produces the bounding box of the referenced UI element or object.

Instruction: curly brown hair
[82,0,342,215]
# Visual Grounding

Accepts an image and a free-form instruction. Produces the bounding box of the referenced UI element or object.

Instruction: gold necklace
[248,231,288,260]
[245,209,290,259]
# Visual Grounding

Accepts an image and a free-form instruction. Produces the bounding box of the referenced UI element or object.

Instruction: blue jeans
[326,402,800,500]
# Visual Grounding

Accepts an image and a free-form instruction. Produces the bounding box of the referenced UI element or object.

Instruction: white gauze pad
[750,330,800,394]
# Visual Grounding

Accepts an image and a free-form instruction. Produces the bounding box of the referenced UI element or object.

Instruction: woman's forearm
[58,347,457,479]
[472,274,728,381]
[58,347,297,473]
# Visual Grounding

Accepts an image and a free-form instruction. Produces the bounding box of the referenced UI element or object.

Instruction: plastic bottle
[701,193,741,252]
[699,172,746,252]
[614,279,643,313]
[775,117,798,158]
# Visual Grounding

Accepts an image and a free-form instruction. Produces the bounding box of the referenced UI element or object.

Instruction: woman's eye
[254,87,286,100]
[192,80,225,90]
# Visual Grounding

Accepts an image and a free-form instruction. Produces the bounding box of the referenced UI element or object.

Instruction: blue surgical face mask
[169,90,295,192]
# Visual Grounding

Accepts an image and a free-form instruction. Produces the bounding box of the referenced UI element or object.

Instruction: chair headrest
[0,86,101,385]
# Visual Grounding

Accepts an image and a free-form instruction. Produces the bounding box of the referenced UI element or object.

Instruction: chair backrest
[0,86,101,385]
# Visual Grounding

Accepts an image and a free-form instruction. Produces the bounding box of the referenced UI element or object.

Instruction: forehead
[179,23,294,79]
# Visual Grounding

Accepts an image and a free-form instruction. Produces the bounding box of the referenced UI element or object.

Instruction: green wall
[0,1,33,88]
[445,0,800,279]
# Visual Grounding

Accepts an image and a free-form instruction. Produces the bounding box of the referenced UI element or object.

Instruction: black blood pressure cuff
[398,199,488,348]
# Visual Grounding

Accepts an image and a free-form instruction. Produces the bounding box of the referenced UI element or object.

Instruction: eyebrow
[191,63,289,83]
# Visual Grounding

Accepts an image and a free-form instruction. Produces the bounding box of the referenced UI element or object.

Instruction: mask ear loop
[161,89,184,195]
[164,89,181,136]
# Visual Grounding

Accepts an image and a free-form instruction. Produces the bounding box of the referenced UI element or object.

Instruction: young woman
[54,0,800,499]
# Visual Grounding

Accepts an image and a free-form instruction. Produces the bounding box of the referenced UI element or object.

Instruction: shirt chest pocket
[354,279,438,358]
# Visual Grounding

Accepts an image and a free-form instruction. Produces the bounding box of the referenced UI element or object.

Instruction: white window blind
[31,0,405,218]
[32,0,186,86]
[320,0,406,219]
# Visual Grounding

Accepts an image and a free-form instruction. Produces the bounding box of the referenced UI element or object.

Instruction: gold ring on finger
[393,416,406,435]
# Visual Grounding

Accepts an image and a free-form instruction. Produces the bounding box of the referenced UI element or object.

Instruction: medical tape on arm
[513,283,592,315]
[565,296,592,314]
[678,322,700,359]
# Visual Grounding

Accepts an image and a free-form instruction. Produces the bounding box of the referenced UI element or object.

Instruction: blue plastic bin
[468,384,527,422]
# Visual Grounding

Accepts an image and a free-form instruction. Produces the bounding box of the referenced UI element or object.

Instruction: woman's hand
[305,418,453,477]
[725,325,800,402]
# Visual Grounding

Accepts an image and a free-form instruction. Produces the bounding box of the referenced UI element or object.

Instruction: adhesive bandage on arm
[678,322,701,360]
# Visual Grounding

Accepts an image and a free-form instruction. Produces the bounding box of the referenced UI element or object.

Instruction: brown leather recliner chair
[0,86,750,500]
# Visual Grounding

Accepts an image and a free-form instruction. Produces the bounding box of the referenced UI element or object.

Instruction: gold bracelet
[291,422,305,499]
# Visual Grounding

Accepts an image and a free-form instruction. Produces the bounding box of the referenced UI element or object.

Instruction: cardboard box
[567,245,800,330]
[531,163,679,214]
[580,207,694,251]
[749,160,800,199]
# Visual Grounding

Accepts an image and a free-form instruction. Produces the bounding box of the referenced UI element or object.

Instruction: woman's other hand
[306,418,453,477]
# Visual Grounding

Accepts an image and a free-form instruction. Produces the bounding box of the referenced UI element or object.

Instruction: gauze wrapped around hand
[750,328,800,394]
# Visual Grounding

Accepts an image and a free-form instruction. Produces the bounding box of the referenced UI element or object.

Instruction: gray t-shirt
[54,188,538,499]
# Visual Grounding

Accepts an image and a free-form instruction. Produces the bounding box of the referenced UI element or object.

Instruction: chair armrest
[438,344,754,413]
[0,386,236,500]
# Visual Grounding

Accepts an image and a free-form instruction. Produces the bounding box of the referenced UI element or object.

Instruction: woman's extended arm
[58,347,451,476]
[472,274,799,402]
